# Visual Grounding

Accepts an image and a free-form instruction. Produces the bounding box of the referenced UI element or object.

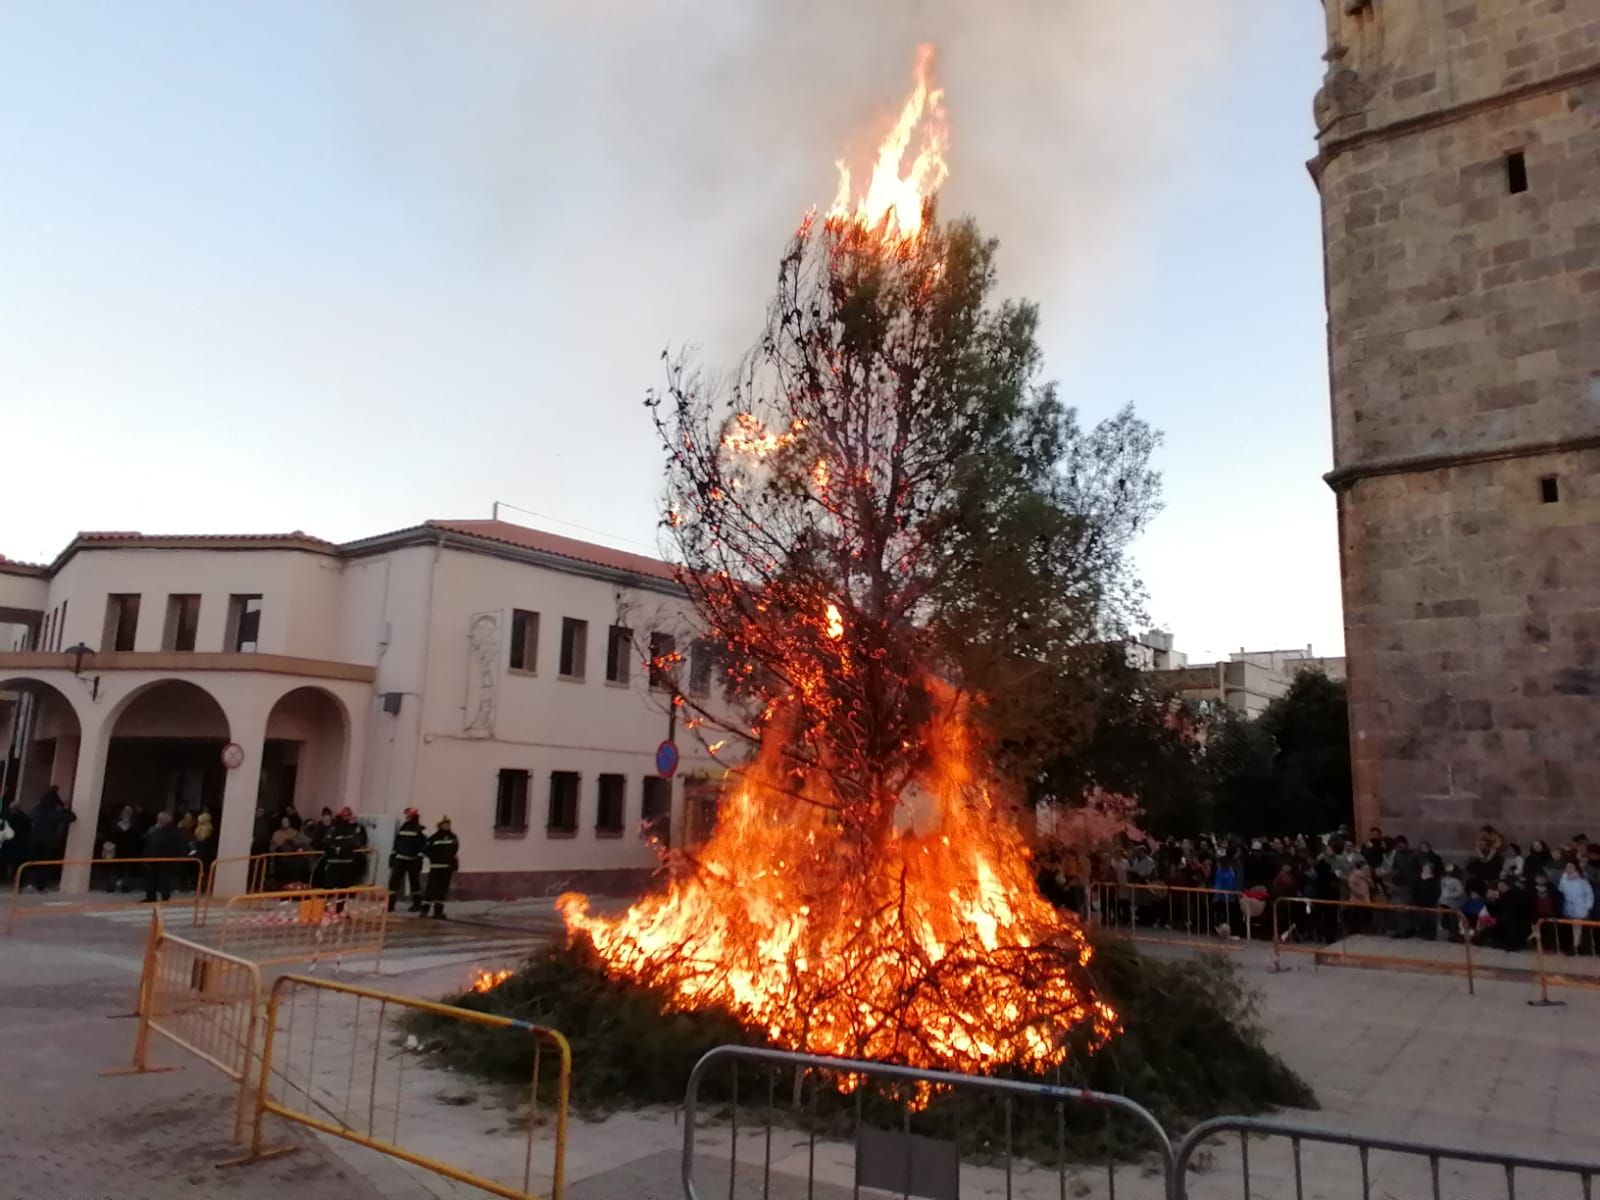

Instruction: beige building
[0,520,729,897]
[1146,638,1345,719]
[1314,3,1600,847]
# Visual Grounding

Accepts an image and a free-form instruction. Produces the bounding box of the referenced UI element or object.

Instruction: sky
[0,2,1340,664]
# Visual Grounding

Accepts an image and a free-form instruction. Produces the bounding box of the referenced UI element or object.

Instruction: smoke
[345,1,1245,361]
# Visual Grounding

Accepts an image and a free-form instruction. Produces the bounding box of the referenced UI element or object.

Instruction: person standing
[1,800,31,885]
[321,808,362,891]
[421,816,460,919]
[107,806,143,893]
[28,786,76,891]
[387,808,426,913]
[1557,860,1595,956]
[142,812,186,902]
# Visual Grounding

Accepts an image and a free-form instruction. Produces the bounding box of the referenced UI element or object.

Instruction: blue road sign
[655,739,680,779]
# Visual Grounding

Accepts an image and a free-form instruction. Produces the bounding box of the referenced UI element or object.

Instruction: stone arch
[100,679,232,831]
[260,685,351,825]
[0,676,88,812]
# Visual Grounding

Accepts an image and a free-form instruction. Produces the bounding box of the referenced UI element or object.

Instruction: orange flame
[824,603,845,640]
[560,689,1116,1088]
[470,967,513,993]
[827,44,948,244]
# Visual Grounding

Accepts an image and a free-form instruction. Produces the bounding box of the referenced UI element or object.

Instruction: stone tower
[1314,1,1600,849]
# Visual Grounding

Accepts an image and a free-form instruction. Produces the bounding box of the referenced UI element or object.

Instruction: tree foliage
[650,215,1161,830]
[1210,672,1352,836]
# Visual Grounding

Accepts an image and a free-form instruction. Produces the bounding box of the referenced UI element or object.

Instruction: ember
[470,967,514,993]
[560,45,1119,1088]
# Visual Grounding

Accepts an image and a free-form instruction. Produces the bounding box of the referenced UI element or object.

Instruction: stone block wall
[1317,0,1600,849]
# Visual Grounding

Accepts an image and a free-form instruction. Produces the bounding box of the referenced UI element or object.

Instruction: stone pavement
[7,911,1600,1199]
[0,916,389,1200]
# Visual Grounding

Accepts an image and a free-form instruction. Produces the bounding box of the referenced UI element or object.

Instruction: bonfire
[560,45,1124,1084]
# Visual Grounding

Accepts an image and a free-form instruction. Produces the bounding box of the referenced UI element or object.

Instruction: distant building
[0,520,729,898]
[1137,634,1345,719]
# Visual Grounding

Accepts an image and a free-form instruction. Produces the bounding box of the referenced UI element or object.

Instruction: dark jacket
[323,820,361,864]
[1412,873,1443,909]
[424,829,460,870]
[30,794,75,852]
[144,823,188,860]
[110,820,143,861]
[391,820,426,866]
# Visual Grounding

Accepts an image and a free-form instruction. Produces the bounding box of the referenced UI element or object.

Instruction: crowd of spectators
[1036,824,1600,956]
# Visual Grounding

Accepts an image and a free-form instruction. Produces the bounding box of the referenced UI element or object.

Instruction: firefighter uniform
[422,819,460,918]
[322,809,364,890]
[388,809,426,913]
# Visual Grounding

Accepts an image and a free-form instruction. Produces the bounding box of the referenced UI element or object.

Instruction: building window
[649,631,677,691]
[509,609,539,672]
[548,771,580,835]
[1506,150,1528,195]
[605,625,632,684]
[495,769,530,833]
[102,594,141,652]
[559,618,587,679]
[641,776,672,844]
[1540,475,1560,504]
[226,594,263,653]
[688,639,719,697]
[163,594,201,652]
[596,773,626,836]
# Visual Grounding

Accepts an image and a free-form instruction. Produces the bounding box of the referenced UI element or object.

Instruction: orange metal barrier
[1270,895,1476,993]
[103,910,265,1142]
[216,885,389,967]
[5,856,204,933]
[1087,881,1258,949]
[230,974,570,1200]
[200,846,378,922]
[1532,917,1600,1004]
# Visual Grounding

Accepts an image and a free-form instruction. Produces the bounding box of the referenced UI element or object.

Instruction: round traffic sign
[655,739,680,780]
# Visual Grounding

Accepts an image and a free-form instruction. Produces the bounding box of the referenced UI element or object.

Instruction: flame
[724,412,799,459]
[824,603,845,641]
[470,967,513,993]
[826,44,948,244]
[560,688,1117,1090]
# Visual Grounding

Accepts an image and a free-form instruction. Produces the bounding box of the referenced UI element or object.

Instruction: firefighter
[387,807,426,913]
[421,816,460,919]
[322,807,362,891]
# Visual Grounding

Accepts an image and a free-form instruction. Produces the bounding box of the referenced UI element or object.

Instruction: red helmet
[403,807,420,820]
[338,806,355,821]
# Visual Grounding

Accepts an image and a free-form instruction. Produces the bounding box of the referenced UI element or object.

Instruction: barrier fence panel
[235,974,569,1200]
[1532,917,1600,1004]
[103,910,265,1143]
[1270,896,1476,994]
[681,1045,1175,1200]
[216,885,389,967]
[1087,882,1257,950]
[6,856,205,932]
[1172,1114,1600,1200]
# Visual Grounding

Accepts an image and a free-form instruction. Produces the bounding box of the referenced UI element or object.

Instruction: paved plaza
[4,906,1598,1199]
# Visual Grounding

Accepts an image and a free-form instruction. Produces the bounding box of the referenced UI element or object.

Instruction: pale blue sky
[0,3,1339,663]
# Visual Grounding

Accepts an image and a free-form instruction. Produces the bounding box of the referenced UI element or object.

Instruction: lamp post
[63,642,100,701]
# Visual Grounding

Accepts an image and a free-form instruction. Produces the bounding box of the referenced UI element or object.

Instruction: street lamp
[63,642,100,701]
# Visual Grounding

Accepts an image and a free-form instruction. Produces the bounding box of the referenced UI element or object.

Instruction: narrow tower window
[1506,151,1528,194]
[1540,476,1559,504]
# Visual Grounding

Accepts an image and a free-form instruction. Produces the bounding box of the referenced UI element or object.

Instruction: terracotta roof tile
[426,520,680,583]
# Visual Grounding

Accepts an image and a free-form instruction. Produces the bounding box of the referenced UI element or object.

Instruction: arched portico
[0,676,89,815]
[260,685,351,826]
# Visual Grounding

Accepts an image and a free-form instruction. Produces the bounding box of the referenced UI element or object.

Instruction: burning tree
[561,47,1160,1082]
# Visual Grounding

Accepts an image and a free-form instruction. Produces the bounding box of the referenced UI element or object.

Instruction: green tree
[1210,672,1352,836]
[652,214,1162,829]
[1027,647,1213,838]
